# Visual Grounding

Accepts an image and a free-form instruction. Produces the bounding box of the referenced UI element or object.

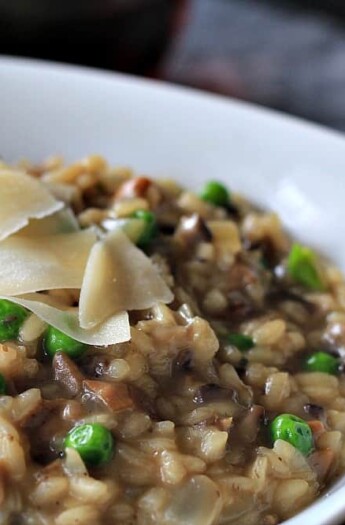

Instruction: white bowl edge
[1,55,345,525]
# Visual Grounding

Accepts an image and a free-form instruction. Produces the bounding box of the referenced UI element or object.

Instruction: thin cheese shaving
[0,169,63,241]
[79,229,174,329]
[19,208,79,236]
[0,294,130,346]
[44,181,81,205]
[0,230,97,296]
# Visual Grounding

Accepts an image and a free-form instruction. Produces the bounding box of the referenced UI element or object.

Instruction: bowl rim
[0,53,344,144]
[1,54,345,525]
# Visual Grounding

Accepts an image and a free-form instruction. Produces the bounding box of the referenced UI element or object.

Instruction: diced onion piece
[0,230,97,296]
[19,208,79,236]
[162,475,222,525]
[79,229,173,329]
[0,169,63,241]
[0,294,130,346]
[63,448,88,477]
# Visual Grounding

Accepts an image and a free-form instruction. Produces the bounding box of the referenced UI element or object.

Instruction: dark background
[162,0,345,131]
[1,0,345,132]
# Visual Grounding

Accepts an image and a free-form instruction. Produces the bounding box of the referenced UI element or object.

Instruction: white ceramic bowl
[1,56,345,525]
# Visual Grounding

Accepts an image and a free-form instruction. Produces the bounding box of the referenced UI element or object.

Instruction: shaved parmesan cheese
[0,230,97,296]
[79,229,174,329]
[19,209,79,236]
[45,182,81,205]
[0,169,63,241]
[0,294,130,346]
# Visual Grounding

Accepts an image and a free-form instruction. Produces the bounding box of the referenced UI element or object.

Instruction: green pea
[0,373,7,395]
[44,326,87,359]
[305,351,339,375]
[287,243,324,291]
[0,299,28,342]
[200,181,230,207]
[270,413,313,456]
[64,423,114,466]
[227,333,254,351]
[131,210,157,247]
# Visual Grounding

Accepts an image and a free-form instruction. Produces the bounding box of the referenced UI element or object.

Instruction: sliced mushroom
[174,214,212,247]
[235,405,265,443]
[227,290,260,321]
[304,403,325,421]
[115,177,152,200]
[83,380,134,412]
[173,349,193,373]
[268,289,316,314]
[53,352,85,397]
[27,399,76,464]
[193,384,235,405]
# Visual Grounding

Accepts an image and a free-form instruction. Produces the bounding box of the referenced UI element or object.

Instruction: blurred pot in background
[0,0,186,73]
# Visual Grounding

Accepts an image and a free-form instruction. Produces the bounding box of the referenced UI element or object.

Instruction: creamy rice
[0,156,345,525]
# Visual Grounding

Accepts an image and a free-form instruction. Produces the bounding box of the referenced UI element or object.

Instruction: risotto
[0,156,345,525]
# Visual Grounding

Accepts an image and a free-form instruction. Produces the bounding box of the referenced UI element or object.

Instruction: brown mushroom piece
[52,352,85,397]
[191,382,247,423]
[115,177,152,200]
[304,403,325,421]
[268,289,316,315]
[78,353,112,378]
[227,290,259,320]
[235,404,265,443]
[174,214,212,248]
[26,399,80,464]
[193,383,235,405]
[83,380,135,412]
